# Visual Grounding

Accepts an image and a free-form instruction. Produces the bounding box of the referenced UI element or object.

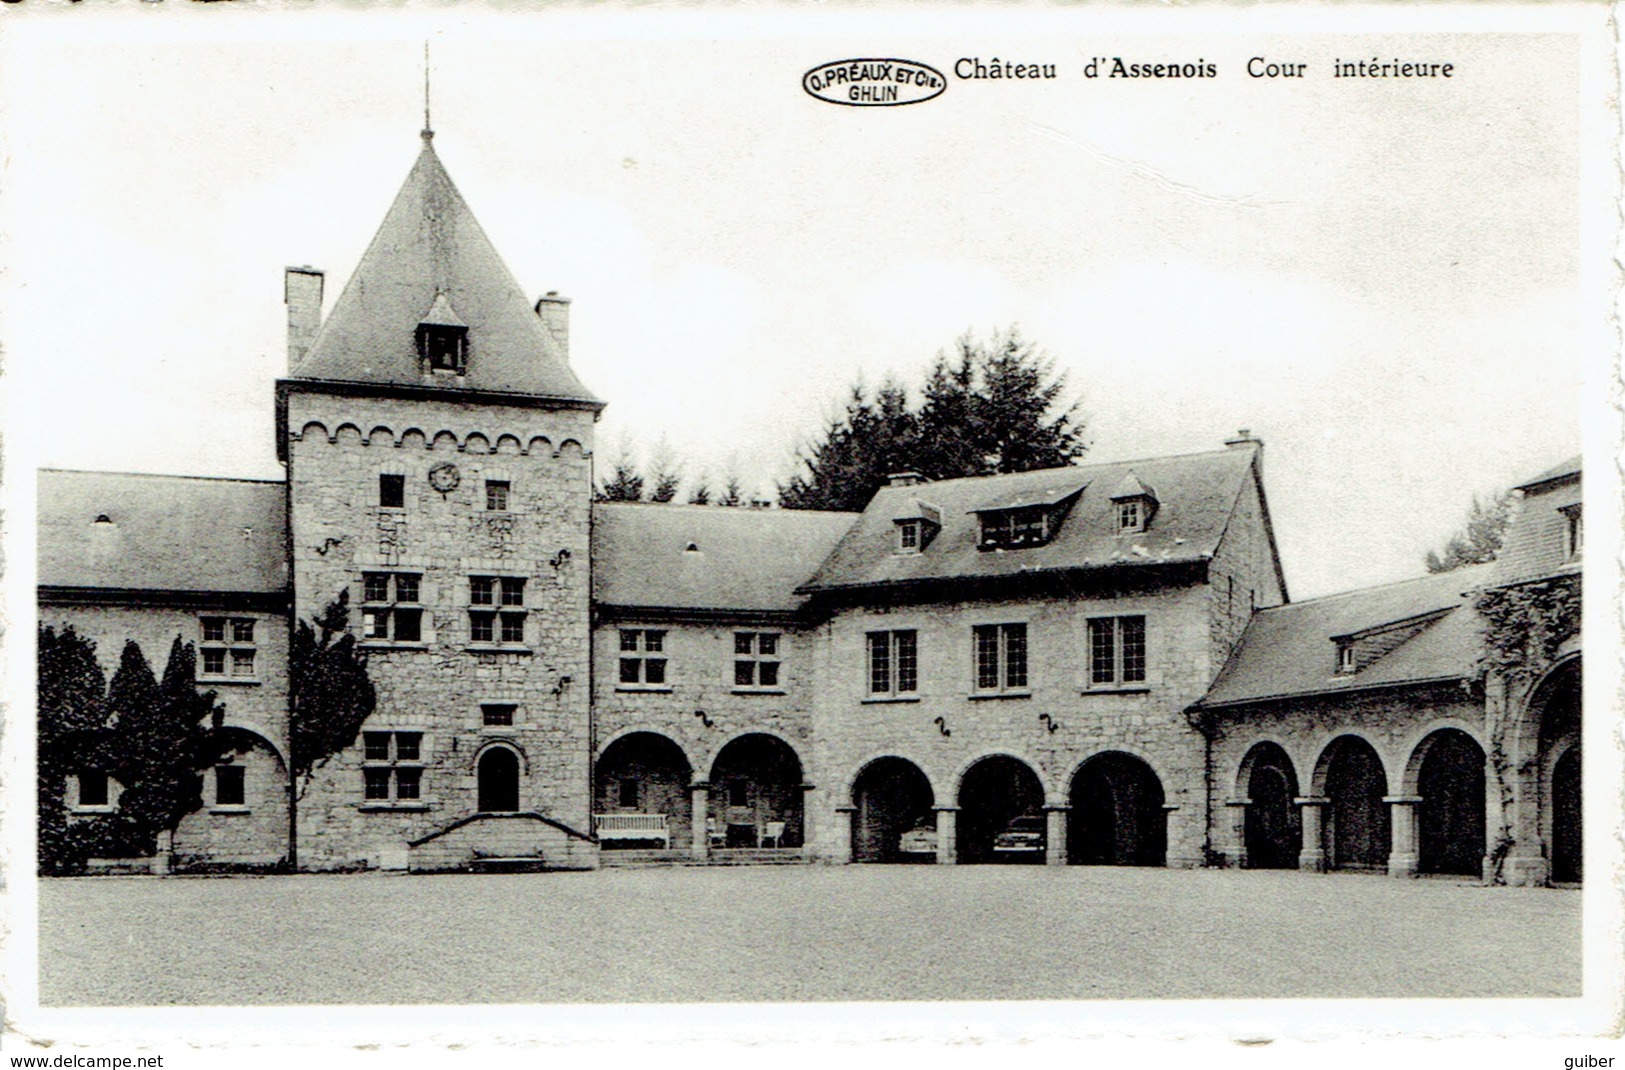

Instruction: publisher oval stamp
[803,58,947,106]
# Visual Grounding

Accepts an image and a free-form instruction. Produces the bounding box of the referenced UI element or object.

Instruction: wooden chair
[761,820,786,848]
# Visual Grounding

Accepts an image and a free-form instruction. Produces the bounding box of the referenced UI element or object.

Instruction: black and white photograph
[1,5,1618,1060]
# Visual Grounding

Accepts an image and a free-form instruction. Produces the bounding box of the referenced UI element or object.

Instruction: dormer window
[1561,504,1582,560]
[1337,643,1356,674]
[1110,472,1158,535]
[417,323,468,373]
[980,506,1050,549]
[417,291,469,375]
[893,499,942,554]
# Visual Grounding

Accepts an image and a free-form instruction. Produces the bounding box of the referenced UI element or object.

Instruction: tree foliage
[110,638,226,845]
[1426,491,1513,573]
[780,328,1089,512]
[290,592,377,798]
[38,630,225,872]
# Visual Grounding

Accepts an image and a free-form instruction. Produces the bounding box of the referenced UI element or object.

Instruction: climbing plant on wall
[1475,574,1580,883]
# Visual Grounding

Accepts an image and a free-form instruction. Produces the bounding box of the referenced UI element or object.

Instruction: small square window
[471,613,495,643]
[1118,500,1143,533]
[363,767,392,801]
[202,649,227,676]
[486,480,510,512]
[395,574,420,603]
[394,733,421,761]
[364,732,391,761]
[231,619,255,643]
[394,767,422,801]
[79,772,109,808]
[499,613,525,644]
[499,577,525,606]
[482,704,515,727]
[201,618,226,643]
[393,609,423,643]
[899,520,920,551]
[471,577,496,606]
[230,650,256,677]
[379,473,406,509]
[644,658,667,685]
[216,764,246,807]
[362,609,389,640]
[364,573,391,603]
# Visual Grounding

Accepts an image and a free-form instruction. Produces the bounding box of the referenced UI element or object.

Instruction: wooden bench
[595,812,670,846]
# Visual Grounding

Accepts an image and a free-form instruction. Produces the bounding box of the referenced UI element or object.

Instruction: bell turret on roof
[290,133,600,404]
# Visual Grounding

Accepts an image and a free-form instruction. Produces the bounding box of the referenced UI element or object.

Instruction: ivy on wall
[1475,574,1580,883]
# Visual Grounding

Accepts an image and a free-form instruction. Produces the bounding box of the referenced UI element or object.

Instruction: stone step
[599,848,811,868]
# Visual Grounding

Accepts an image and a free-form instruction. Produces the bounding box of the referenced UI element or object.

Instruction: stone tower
[276,130,602,870]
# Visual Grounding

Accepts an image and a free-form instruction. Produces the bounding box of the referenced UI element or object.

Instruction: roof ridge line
[1257,567,1489,611]
[39,468,286,485]
[884,445,1246,493]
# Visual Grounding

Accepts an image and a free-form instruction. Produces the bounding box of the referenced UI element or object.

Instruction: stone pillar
[1044,806,1068,866]
[832,806,856,865]
[1384,795,1422,878]
[1222,799,1251,868]
[1164,804,1200,869]
[1295,796,1330,873]
[689,782,710,861]
[1502,732,1549,887]
[934,806,958,865]
[151,829,173,876]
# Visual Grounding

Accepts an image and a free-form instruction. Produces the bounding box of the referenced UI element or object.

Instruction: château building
[37,130,1583,886]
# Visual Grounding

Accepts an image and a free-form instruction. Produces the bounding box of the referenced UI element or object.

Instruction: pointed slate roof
[291,136,600,404]
[1110,472,1157,501]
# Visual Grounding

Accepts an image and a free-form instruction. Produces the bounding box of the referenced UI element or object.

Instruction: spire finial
[421,41,434,142]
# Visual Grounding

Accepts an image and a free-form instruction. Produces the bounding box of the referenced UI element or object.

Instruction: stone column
[832,805,856,865]
[1295,796,1330,873]
[1044,805,1068,866]
[1222,799,1251,868]
[689,782,710,861]
[151,829,173,876]
[1384,795,1422,878]
[934,806,958,865]
[1163,804,1199,869]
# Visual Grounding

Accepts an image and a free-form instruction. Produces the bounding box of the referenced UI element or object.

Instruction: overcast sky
[2,12,1603,600]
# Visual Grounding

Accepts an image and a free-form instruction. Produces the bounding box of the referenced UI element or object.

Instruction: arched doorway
[1320,736,1388,871]
[709,734,804,848]
[1551,746,1581,883]
[594,732,693,851]
[957,756,1045,864]
[1068,752,1167,866]
[1534,659,1581,884]
[1414,729,1486,876]
[477,747,520,813]
[1241,742,1300,870]
[851,757,935,863]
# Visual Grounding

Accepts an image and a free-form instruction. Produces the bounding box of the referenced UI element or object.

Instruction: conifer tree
[1426,491,1514,573]
[37,625,108,874]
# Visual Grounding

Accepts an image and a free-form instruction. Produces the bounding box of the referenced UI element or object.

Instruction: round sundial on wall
[428,461,461,494]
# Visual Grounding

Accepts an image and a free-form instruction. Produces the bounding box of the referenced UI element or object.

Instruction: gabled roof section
[38,470,288,595]
[1514,455,1580,492]
[800,448,1258,594]
[1198,565,1491,709]
[593,504,858,615]
[291,136,600,404]
[1110,472,1157,502]
[1493,457,1581,587]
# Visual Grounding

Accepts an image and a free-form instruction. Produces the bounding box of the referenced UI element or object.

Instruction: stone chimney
[284,267,324,368]
[886,472,926,487]
[535,291,571,364]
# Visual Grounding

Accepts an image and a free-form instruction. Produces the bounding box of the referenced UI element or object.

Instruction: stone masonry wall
[807,582,1218,866]
[591,620,815,850]
[287,391,596,870]
[1208,684,1485,865]
[40,601,291,865]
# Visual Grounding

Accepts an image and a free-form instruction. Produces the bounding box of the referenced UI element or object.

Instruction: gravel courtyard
[39,865,1579,1005]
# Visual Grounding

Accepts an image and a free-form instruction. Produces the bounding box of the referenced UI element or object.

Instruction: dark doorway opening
[1242,743,1300,870]
[1416,729,1486,876]
[709,734,804,849]
[957,756,1044,864]
[478,747,520,813]
[1552,746,1581,884]
[1321,736,1389,871]
[1067,752,1167,866]
[851,757,935,863]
